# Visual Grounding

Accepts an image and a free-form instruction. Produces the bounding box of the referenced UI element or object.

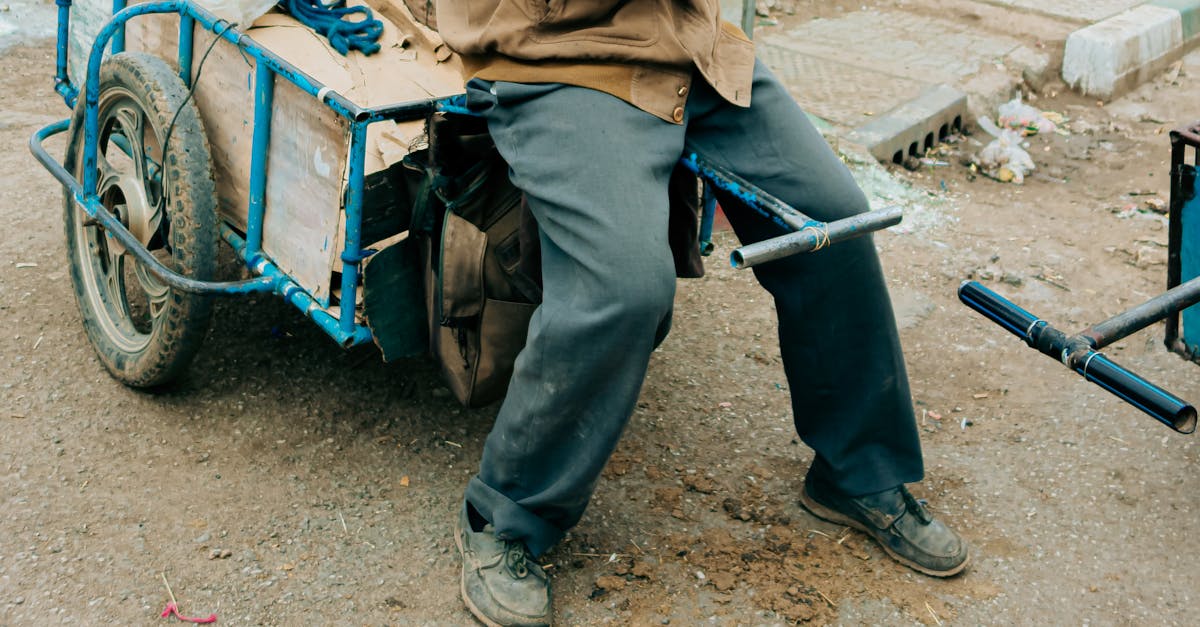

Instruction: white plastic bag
[997,95,1057,136]
[975,116,1036,184]
[195,0,277,28]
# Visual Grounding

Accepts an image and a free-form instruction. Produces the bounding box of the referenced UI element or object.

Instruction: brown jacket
[432,0,755,123]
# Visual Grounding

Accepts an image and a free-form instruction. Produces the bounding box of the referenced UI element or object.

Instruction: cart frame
[30,0,903,363]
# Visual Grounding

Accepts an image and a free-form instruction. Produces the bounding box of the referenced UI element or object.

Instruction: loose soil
[3,7,1199,624]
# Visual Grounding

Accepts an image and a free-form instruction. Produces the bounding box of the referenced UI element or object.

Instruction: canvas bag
[413,112,539,407]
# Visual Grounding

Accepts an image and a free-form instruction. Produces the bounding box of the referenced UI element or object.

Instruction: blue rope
[282,0,383,56]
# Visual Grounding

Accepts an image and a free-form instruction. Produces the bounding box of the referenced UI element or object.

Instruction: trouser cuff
[465,476,565,557]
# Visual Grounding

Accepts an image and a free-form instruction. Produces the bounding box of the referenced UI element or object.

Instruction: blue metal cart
[30,0,902,394]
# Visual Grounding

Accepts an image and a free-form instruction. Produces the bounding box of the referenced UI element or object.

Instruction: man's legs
[683,61,967,575]
[683,61,923,496]
[463,79,685,557]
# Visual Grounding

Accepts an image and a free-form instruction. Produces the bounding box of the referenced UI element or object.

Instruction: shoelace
[900,487,934,525]
[503,541,532,579]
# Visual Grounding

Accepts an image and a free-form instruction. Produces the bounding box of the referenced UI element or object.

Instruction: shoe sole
[454,521,505,627]
[799,488,970,578]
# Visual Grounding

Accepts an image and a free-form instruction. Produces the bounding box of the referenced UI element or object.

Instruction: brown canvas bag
[415,113,539,407]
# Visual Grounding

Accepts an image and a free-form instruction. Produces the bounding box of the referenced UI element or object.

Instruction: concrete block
[1007,45,1054,90]
[844,84,968,164]
[1062,5,1183,100]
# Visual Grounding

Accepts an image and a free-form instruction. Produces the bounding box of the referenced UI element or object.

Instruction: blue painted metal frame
[35,0,438,348]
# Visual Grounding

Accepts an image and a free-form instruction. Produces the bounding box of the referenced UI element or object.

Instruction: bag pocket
[437,211,487,322]
[467,298,537,407]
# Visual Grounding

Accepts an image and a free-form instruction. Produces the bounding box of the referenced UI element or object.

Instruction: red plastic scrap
[160,601,217,624]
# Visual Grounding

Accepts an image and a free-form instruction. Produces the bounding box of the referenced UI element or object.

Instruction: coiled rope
[281,0,383,56]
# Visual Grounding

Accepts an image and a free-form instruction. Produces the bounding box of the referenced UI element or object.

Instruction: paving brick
[771,11,1021,85]
[758,42,924,128]
[976,0,1147,22]
[1062,5,1183,99]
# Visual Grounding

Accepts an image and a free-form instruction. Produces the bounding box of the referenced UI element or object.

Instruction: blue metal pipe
[338,121,368,334]
[699,185,717,256]
[82,2,185,194]
[221,225,373,347]
[178,13,194,86]
[112,0,127,54]
[56,81,78,109]
[245,62,274,261]
[54,0,72,91]
[680,151,807,232]
[30,119,278,295]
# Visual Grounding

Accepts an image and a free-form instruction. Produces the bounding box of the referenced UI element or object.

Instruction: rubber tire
[63,52,218,388]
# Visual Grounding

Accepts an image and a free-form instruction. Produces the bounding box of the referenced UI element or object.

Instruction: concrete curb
[843,85,969,165]
[1063,1,1200,100]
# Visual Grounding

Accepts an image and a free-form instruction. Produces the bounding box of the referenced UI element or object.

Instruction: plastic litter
[997,95,1059,136]
[974,116,1036,184]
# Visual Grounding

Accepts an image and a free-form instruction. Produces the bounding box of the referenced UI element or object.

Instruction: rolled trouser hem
[808,454,924,498]
[465,476,565,557]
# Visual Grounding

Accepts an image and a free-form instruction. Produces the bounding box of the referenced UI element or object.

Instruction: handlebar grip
[731,205,903,269]
[1078,352,1196,434]
[958,281,1197,434]
[957,280,1040,340]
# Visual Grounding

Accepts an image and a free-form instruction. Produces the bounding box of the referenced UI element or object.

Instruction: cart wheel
[63,52,218,388]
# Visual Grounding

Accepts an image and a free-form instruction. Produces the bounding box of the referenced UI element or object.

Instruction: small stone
[594,575,626,592]
[1142,197,1167,214]
[13,597,23,605]
[193,533,210,544]
[709,571,736,591]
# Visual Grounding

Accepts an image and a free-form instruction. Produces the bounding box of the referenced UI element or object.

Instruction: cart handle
[959,281,1196,434]
[30,119,277,295]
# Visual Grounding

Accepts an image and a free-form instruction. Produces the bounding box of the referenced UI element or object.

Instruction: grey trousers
[463,61,923,557]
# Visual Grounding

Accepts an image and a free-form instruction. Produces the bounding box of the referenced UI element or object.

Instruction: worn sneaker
[799,474,970,577]
[455,505,551,627]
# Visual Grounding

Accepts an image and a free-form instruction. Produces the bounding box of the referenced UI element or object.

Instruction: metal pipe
[338,121,369,335]
[1079,276,1200,350]
[54,0,72,91]
[222,225,373,347]
[178,13,194,86]
[31,119,278,295]
[112,0,127,54]
[731,205,903,268]
[245,61,274,261]
[361,98,439,123]
[959,280,1196,433]
[56,82,79,108]
[678,152,808,232]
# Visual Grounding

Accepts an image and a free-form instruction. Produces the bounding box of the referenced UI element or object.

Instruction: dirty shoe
[455,505,551,626]
[799,474,970,577]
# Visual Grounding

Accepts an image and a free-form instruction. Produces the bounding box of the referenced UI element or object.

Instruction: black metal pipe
[959,281,1196,434]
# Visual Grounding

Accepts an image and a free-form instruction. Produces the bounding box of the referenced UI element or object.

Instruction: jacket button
[678,85,688,97]
[672,106,684,123]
